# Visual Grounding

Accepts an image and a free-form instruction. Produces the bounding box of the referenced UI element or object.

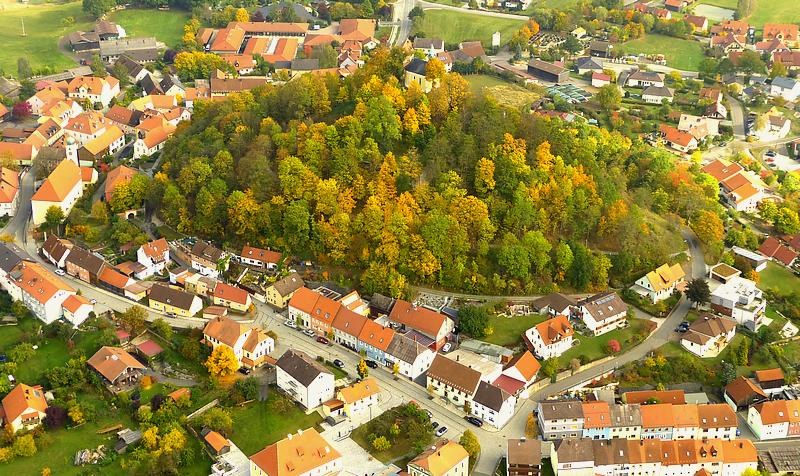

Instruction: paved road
[390,0,416,46]
[726,94,746,139]
[418,1,529,20]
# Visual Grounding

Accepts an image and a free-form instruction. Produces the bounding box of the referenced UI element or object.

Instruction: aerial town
[0,0,799,475]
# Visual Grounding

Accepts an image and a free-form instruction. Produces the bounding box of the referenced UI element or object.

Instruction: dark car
[365,360,378,369]
[333,359,345,368]
[316,336,330,345]
[238,367,251,375]
[465,416,483,427]
[0,354,6,363]
[431,421,439,429]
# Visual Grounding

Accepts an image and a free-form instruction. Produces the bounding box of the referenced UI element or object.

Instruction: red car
[316,336,330,345]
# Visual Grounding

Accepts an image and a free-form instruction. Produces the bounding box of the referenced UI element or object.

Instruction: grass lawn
[414,9,524,47]
[745,0,800,27]
[481,313,549,347]
[465,74,542,108]
[658,334,779,378]
[229,392,323,456]
[0,1,94,73]
[108,8,189,49]
[324,361,348,380]
[759,262,800,297]
[559,318,652,368]
[351,404,433,465]
[621,34,705,71]
[156,224,185,240]
[697,0,737,8]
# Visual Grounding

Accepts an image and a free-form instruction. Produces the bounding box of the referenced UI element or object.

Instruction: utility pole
[21,18,27,37]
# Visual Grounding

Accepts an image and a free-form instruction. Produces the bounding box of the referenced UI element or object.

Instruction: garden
[351,403,434,467]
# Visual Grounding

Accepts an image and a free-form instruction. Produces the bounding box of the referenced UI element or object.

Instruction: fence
[186,399,219,420]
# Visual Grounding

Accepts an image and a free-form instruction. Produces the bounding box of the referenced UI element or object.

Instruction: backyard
[481,312,549,347]
[745,0,800,27]
[107,8,189,49]
[414,9,525,47]
[558,317,654,369]
[351,403,433,467]
[620,34,705,71]
[759,262,800,297]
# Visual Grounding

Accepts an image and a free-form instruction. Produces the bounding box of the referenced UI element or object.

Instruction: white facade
[132,135,168,159]
[643,92,673,104]
[386,347,435,380]
[68,81,120,108]
[524,325,573,359]
[31,182,83,226]
[769,78,800,101]
[276,366,334,410]
[746,406,788,440]
[136,245,170,278]
[471,393,516,429]
[710,277,766,331]
[581,306,626,336]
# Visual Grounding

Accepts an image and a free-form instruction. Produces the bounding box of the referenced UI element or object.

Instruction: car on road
[364,360,378,369]
[431,421,439,429]
[302,329,315,338]
[166,312,177,318]
[435,426,448,437]
[238,367,251,375]
[676,321,690,333]
[284,320,297,329]
[465,416,483,427]
[55,269,65,276]
[90,299,97,305]
[441,343,452,353]
[765,150,777,158]
[316,336,330,345]
[333,359,345,369]
[425,409,433,419]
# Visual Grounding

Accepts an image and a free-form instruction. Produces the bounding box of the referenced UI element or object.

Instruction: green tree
[541,358,559,378]
[17,58,32,80]
[457,305,490,337]
[119,306,147,334]
[151,318,173,342]
[311,45,339,69]
[12,434,36,457]
[595,84,621,112]
[685,278,710,306]
[372,435,391,451]
[90,54,107,77]
[197,407,233,433]
[459,430,480,468]
[82,0,115,18]
[363,96,401,150]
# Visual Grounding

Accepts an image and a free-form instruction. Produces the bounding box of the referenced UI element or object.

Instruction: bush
[607,340,621,354]
[0,446,13,463]
[372,436,391,451]
[43,406,68,429]
[196,407,233,434]
[12,434,37,457]
[232,377,258,402]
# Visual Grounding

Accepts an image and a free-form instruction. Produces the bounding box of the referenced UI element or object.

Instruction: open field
[0,1,93,73]
[621,34,705,71]
[746,0,800,27]
[482,312,549,347]
[415,9,524,47]
[697,0,737,8]
[466,74,542,109]
[760,262,800,297]
[108,8,189,49]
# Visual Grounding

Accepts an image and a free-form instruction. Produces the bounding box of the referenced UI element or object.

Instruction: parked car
[431,421,439,429]
[364,360,378,369]
[90,299,97,305]
[435,426,448,437]
[441,343,452,353]
[425,409,433,419]
[302,329,315,338]
[284,320,297,329]
[316,336,330,345]
[55,269,66,276]
[765,149,777,158]
[238,367,251,375]
[465,416,483,427]
[333,359,345,369]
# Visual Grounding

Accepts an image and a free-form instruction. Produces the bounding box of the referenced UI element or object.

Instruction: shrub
[372,436,391,451]
[607,340,621,353]
[12,434,37,457]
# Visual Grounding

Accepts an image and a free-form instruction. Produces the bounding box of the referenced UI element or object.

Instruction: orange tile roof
[754,368,784,382]
[533,315,574,346]
[338,377,379,404]
[288,287,321,314]
[66,111,108,136]
[32,159,81,203]
[249,428,341,476]
[229,21,308,35]
[104,165,137,201]
[720,439,757,464]
[262,38,299,63]
[338,19,376,42]
[141,238,168,261]
[389,299,449,338]
[1,383,48,425]
[62,294,91,313]
[67,75,117,95]
[701,159,744,182]
[212,282,250,306]
[83,125,123,156]
[409,440,468,476]
[0,168,19,204]
[203,316,248,348]
[210,26,245,52]
[14,261,74,304]
[764,23,799,42]
[99,267,132,289]
[672,404,700,428]
[204,430,229,453]
[582,401,611,429]
[242,328,271,353]
[168,387,191,401]
[624,389,685,405]
[357,318,395,351]
[503,351,541,381]
[87,346,145,382]
[141,124,175,149]
[697,403,736,428]
[241,245,281,264]
[243,37,270,55]
[0,143,35,162]
[724,376,766,404]
[640,403,674,428]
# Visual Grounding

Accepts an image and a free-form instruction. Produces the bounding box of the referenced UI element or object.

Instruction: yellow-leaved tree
[205,345,239,378]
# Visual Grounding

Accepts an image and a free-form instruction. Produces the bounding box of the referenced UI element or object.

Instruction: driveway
[726,94,746,139]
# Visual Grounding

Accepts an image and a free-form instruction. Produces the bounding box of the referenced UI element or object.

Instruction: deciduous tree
[205,345,239,378]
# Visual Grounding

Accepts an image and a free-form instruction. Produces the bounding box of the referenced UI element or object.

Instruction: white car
[90,299,97,305]
[441,343,452,353]
[302,329,315,338]
[55,269,66,276]
[284,320,297,329]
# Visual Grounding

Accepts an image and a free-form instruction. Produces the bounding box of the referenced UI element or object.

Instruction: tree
[770,61,788,79]
[541,358,559,378]
[12,101,32,120]
[692,210,724,245]
[82,0,115,19]
[12,434,36,457]
[773,207,800,234]
[205,346,239,378]
[357,358,369,378]
[180,338,200,361]
[197,407,233,433]
[151,318,173,341]
[43,406,68,429]
[17,58,32,80]
[459,430,480,468]
[8,342,35,363]
[525,413,538,438]
[607,339,621,353]
[68,404,85,425]
[408,6,424,19]
[118,305,147,334]
[596,84,622,112]
[392,362,400,379]
[720,361,736,385]
[685,278,711,306]
[457,305,490,337]
[235,7,249,22]
[90,54,107,77]
[310,44,339,69]
[42,206,65,234]
[91,200,109,224]
[372,436,391,451]
[425,57,445,82]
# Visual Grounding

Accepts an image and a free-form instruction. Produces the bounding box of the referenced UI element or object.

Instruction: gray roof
[528,59,567,75]
[290,58,319,71]
[369,293,395,314]
[610,404,642,427]
[140,74,163,95]
[272,272,304,296]
[578,292,628,321]
[65,247,105,274]
[404,58,428,75]
[148,283,198,311]
[0,243,28,273]
[589,40,611,52]
[532,292,576,312]
[276,349,331,386]
[160,75,184,91]
[556,438,594,463]
[642,85,673,97]
[386,333,428,364]
[413,38,444,50]
[759,447,800,473]
[41,235,71,263]
[539,400,584,421]
[114,55,145,78]
[574,56,604,71]
[472,381,511,412]
[772,76,798,90]
[191,240,225,262]
[629,70,665,82]
[99,37,158,57]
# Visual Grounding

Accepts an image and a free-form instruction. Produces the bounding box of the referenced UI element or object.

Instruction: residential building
[326,377,380,419]
[104,165,138,203]
[238,245,281,270]
[552,438,594,476]
[574,56,604,75]
[31,159,86,225]
[0,143,36,167]
[633,263,685,303]
[492,350,541,397]
[330,306,367,351]
[189,240,228,278]
[609,404,642,439]
[642,86,674,104]
[288,286,322,327]
[680,314,737,358]
[105,105,143,134]
[507,438,542,476]
[78,125,125,164]
[10,261,88,325]
[759,446,800,474]
[275,349,334,409]
[265,271,304,309]
[710,276,766,331]
[202,316,274,369]
[211,282,252,312]
[697,404,738,440]
[356,318,395,365]
[747,400,800,440]
[641,403,674,440]
[686,15,708,32]
[413,37,445,56]
[523,315,574,359]
[87,346,146,386]
[754,368,786,395]
[404,58,434,93]
[582,401,611,440]
[249,428,343,476]
[672,404,701,440]
[98,266,134,295]
[758,237,798,267]
[426,354,483,407]
[591,72,611,88]
[538,400,584,440]
[65,246,105,284]
[575,292,628,336]
[589,40,613,58]
[0,383,48,433]
[389,299,454,350]
[136,238,170,278]
[132,121,176,159]
[769,76,800,101]
[384,332,435,381]
[763,24,800,48]
[723,376,766,411]
[532,293,575,317]
[731,246,768,272]
[0,168,19,217]
[407,440,469,476]
[40,234,72,269]
[471,380,516,428]
[627,71,665,88]
[148,283,203,317]
[66,75,120,108]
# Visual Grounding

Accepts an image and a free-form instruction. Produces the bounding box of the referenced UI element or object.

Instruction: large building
[746,400,800,440]
[249,428,342,476]
[31,159,87,225]
[407,440,469,476]
[575,292,628,336]
[426,354,483,407]
[710,276,766,331]
[388,299,454,351]
[680,314,736,358]
[523,315,574,359]
[275,349,334,409]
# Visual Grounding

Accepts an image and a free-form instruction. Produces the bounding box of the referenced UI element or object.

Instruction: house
[40,235,72,269]
[532,292,576,317]
[538,400,584,440]
[0,143,36,167]
[103,165,137,204]
[731,246,768,272]
[609,404,642,439]
[99,37,159,62]
[710,276,766,331]
[712,32,746,52]
[27,85,66,115]
[356,318,395,365]
[114,55,149,83]
[325,377,380,419]
[709,263,742,284]
[660,124,698,153]
[664,0,683,12]
[338,18,378,47]
[758,237,798,267]
[0,243,28,300]
[678,114,720,141]
[763,23,800,48]
[492,350,540,397]
[238,245,281,270]
[426,354,482,407]
[264,271,304,309]
[404,58,434,93]
[507,438,542,476]
[770,76,800,101]
[132,121,176,159]
[31,159,85,225]
[211,282,252,312]
[633,263,685,303]
[471,381,516,429]
[189,240,228,278]
[582,401,611,440]
[754,368,786,395]
[331,306,368,351]
[696,404,738,440]
[64,247,105,284]
[136,238,169,278]
[6,260,89,326]
[760,446,800,474]
[756,115,791,142]
[98,267,134,295]
[66,75,120,108]
[105,105,142,134]
[527,59,569,83]
[389,299,454,351]
[642,86,674,104]
[589,40,612,58]
[686,15,709,32]
[747,400,800,440]
[627,71,665,88]
[249,428,343,476]
[640,403,675,440]
[148,283,203,317]
[276,349,334,409]
[78,125,125,164]
[202,316,274,369]
[0,168,19,217]
[523,315,574,359]
[87,346,146,386]
[591,72,611,88]
[407,440,469,476]
[680,314,737,358]
[723,376,767,411]
[413,37,445,56]
[574,57,605,75]
[385,332,435,381]
[0,383,48,434]
[576,292,628,336]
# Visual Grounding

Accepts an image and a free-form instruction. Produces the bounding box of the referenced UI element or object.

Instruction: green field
[621,34,705,71]
[697,0,737,8]
[415,9,525,47]
[465,74,542,108]
[108,8,189,49]
[759,262,800,297]
[0,1,93,73]
[558,318,652,368]
[481,312,549,347]
[746,0,800,27]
